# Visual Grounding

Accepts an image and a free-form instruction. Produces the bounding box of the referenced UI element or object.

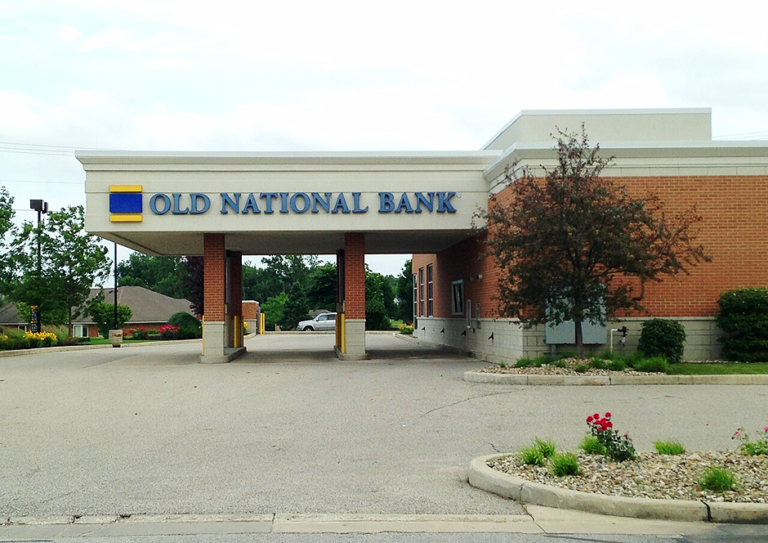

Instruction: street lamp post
[29,199,49,275]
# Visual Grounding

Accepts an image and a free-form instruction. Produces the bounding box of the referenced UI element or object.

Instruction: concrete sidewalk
[1,332,766,519]
[4,507,768,539]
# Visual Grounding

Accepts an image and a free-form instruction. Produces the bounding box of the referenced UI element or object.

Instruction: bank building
[80,108,768,363]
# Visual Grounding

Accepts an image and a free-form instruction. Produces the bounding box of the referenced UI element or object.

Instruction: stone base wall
[415,316,723,363]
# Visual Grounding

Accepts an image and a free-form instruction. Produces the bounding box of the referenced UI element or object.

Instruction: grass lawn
[668,363,768,375]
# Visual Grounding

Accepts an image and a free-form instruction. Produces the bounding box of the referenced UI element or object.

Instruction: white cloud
[59,24,81,42]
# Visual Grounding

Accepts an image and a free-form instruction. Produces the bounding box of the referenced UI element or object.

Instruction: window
[73,324,89,338]
[426,264,433,317]
[451,280,464,315]
[412,273,417,320]
[418,268,424,316]
[316,314,327,321]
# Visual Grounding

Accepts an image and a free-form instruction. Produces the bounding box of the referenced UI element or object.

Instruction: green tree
[365,267,391,330]
[480,128,710,356]
[87,299,133,338]
[117,254,189,298]
[261,292,288,331]
[0,187,17,297]
[11,205,111,332]
[280,282,311,330]
[394,259,413,322]
[306,263,337,311]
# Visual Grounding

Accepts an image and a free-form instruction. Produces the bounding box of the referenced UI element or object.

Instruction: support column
[201,234,245,363]
[337,232,368,360]
[228,251,243,349]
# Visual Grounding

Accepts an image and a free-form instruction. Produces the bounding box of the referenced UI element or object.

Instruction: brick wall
[415,175,768,319]
[243,301,259,320]
[344,233,366,319]
[204,233,226,322]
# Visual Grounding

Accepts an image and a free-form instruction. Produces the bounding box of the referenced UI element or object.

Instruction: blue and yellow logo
[109,185,143,222]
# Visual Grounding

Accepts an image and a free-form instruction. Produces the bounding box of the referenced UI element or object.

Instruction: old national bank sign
[138,191,458,217]
[81,108,768,366]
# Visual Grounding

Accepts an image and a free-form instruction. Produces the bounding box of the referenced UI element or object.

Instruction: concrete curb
[464,371,768,386]
[468,454,768,524]
[0,338,203,359]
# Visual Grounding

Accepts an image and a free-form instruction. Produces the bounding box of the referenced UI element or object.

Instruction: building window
[412,273,417,321]
[451,280,464,315]
[418,267,424,317]
[426,264,433,317]
[73,324,89,338]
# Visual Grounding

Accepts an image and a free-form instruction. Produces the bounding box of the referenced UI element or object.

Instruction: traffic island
[469,454,768,524]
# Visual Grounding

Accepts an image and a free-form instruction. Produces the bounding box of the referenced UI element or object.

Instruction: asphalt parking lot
[1,333,766,517]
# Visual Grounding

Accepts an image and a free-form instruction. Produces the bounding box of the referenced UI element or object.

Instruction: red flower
[587,416,593,423]
[593,413,599,419]
[605,412,612,418]
[606,421,613,428]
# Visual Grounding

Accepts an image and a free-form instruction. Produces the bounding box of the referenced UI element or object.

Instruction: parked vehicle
[297,312,337,331]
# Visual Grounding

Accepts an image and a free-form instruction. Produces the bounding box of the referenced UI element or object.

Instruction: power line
[0,179,84,185]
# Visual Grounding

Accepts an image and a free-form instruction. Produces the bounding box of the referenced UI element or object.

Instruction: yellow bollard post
[340,313,346,354]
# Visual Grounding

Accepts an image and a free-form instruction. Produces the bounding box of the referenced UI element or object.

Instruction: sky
[1,0,767,277]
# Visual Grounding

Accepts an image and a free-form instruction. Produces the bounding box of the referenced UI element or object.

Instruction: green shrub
[533,438,556,459]
[519,446,546,466]
[589,358,608,370]
[498,362,507,369]
[653,440,686,455]
[717,288,768,362]
[514,357,534,368]
[556,351,578,360]
[168,312,201,332]
[554,359,567,369]
[638,319,686,364]
[534,354,557,365]
[179,327,199,340]
[700,467,737,492]
[633,356,668,373]
[550,453,581,477]
[579,435,606,455]
[607,360,627,371]
[574,364,589,373]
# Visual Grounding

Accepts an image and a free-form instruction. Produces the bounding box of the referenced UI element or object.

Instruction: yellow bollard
[340,313,346,354]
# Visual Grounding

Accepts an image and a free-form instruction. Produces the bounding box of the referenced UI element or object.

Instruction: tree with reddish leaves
[480,128,710,356]
[182,256,205,316]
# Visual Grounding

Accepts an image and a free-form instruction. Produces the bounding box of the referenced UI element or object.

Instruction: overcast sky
[1,0,767,276]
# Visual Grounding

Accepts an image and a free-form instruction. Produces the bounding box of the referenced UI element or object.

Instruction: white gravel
[490,451,768,503]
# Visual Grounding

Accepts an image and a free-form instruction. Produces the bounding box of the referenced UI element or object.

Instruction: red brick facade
[344,233,366,319]
[204,233,226,322]
[414,175,768,319]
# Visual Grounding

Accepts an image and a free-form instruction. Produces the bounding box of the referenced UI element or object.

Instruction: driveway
[0,333,766,517]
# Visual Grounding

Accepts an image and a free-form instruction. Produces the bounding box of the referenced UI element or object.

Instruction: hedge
[717,288,768,362]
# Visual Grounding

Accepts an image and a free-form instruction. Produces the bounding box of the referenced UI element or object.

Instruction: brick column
[340,232,368,359]
[201,234,244,363]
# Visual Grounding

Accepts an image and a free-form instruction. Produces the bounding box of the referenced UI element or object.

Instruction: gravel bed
[476,357,662,376]
[489,451,768,503]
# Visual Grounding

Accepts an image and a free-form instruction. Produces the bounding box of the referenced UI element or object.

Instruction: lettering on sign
[145,192,459,216]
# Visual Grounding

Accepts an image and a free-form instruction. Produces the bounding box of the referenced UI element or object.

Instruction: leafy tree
[280,282,311,329]
[394,259,413,322]
[261,292,288,331]
[306,263,337,311]
[242,262,284,303]
[118,254,189,299]
[365,267,391,330]
[0,187,17,297]
[182,256,204,315]
[480,128,710,356]
[87,299,133,338]
[11,205,111,332]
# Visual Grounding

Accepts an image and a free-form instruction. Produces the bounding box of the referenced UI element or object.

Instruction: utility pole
[114,242,118,330]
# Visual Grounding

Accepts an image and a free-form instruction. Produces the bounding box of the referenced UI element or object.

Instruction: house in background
[0,286,195,337]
